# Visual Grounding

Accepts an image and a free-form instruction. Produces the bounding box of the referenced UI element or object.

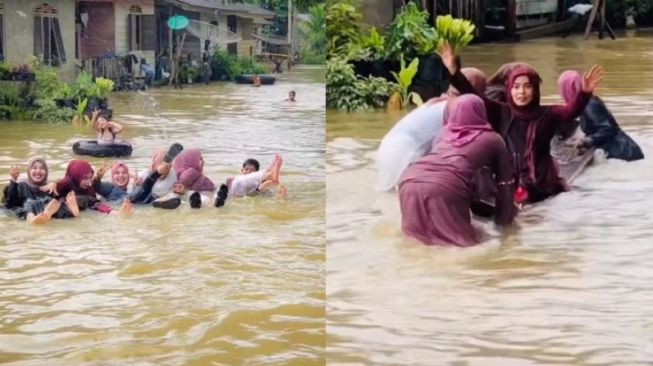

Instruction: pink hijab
[438,94,493,148]
[557,70,582,104]
[111,162,130,191]
[173,149,216,192]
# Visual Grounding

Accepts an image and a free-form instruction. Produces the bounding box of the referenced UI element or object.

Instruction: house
[1,1,77,81]
[362,0,564,39]
[0,0,155,82]
[154,0,276,59]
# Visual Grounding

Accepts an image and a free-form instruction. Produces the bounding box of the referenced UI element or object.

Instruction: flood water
[327,32,653,365]
[0,67,325,365]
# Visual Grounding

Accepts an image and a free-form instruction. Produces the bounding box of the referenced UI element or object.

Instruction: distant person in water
[253,74,262,87]
[557,70,644,161]
[225,155,287,201]
[92,109,123,145]
[140,58,155,87]
[285,90,296,102]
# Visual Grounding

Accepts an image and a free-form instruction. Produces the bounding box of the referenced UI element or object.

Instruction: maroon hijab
[505,65,543,120]
[557,70,582,104]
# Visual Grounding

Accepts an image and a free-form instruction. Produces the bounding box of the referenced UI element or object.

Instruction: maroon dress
[399,95,516,247]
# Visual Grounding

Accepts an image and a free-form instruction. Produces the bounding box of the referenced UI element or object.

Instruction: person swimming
[224,155,286,201]
[286,90,296,102]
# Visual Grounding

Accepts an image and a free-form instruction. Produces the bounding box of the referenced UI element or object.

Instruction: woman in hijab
[399,95,516,247]
[440,42,604,203]
[2,157,81,223]
[557,70,643,161]
[94,162,131,202]
[485,62,532,102]
[172,149,215,208]
[42,160,134,215]
[376,67,488,192]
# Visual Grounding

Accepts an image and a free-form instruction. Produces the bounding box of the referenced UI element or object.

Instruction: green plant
[300,3,326,59]
[299,46,326,64]
[326,2,364,58]
[327,56,397,111]
[31,66,64,101]
[73,72,99,99]
[32,98,74,124]
[390,56,423,108]
[0,62,10,80]
[72,98,90,124]
[435,15,475,53]
[385,1,437,61]
[95,78,115,99]
[354,27,385,61]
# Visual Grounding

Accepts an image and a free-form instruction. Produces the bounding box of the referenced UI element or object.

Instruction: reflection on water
[0,67,325,365]
[327,33,653,365]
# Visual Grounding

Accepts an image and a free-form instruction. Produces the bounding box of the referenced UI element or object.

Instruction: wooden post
[506,0,517,36]
[584,0,599,39]
[599,0,605,39]
[168,6,174,86]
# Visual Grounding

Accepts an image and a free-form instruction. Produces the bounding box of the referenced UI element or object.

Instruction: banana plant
[435,15,475,53]
[71,97,90,125]
[390,56,423,109]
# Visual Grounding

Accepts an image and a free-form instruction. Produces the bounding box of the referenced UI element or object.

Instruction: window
[227,15,237,33]
[34,3,66,66]
[128,8,155,51]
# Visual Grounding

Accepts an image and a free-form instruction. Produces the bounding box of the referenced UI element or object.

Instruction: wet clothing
[399,133,515,246]
[557,71,643,162]
[578,97,643,161]
[449,67,591,202]
[137,169,177,199]
[173,149,215,192]
[230,171,265,197]
[399,94,516,247]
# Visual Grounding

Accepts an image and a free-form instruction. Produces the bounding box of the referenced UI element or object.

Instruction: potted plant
[95,77,114,108]
[384,2,437,85]
[389,56,423,109]
[11,64,32,81]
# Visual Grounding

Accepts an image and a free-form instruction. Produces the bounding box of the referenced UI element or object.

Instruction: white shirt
[137,169,177,199]
[230,171,265,197]
[376,100,446,191]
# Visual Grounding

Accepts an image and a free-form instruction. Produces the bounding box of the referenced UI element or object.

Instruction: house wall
[114,0,155,67]
[3,0,77,82]
[237,18,255,56]
[78,1,115,59]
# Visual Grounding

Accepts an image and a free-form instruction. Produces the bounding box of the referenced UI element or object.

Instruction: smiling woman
[0,62,326,364]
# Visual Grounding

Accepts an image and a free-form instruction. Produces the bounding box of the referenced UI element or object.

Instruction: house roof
[174,0,275,18]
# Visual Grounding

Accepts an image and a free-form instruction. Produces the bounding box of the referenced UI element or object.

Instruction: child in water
[92,109,123,145]
[285,90,296,102]
[225,155,287,200]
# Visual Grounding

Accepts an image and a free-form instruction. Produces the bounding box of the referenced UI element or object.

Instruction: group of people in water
[3,100,291,223]
[2,143,287,224]
[378,42,643,247]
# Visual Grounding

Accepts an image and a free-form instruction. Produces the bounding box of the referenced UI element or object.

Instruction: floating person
[485,62,532,103]
[285,90,296,102]
[2,157,81,224]
[224,155,287,202]
[92,144,184,209]
[398,95,517,247]
[172,149,216,209]
[440,42,604,203]
[557,70,644,161]
[92,109,124,146]
[41,159,133,216]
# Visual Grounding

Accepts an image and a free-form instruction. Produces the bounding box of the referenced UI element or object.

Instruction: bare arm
[109,121,123,134]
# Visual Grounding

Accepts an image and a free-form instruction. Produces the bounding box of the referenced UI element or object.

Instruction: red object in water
[515,186,529,203]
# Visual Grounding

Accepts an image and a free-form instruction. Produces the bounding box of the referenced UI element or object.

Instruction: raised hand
[9,165,20,182]
[438,42,457,75]
[40,182,58,196]
[582,65,604,93]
